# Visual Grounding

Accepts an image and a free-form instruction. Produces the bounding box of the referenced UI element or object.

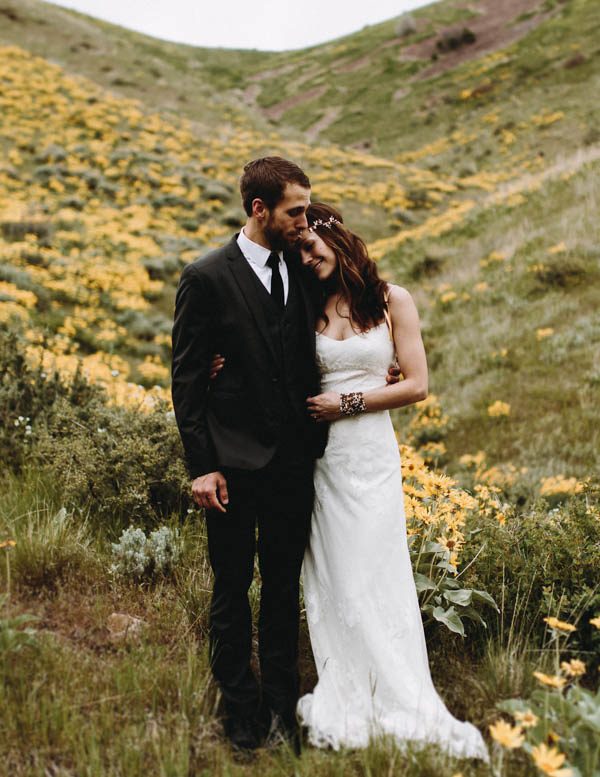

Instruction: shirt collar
[238,228,283,268]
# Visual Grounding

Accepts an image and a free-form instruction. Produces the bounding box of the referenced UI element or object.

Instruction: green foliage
[0,332,189,528]
[0,331,93,472]
[110,524,182,582]
[499,684,600,777]
[34,397,189,526]
[411,536,499,637]
[0,596,39,658]
[497,625,600,777]
[459,495,600,654]
[10,506,96,592]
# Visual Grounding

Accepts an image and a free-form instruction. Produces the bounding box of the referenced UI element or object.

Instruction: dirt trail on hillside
[408,0,552,80]
[305,107,343,142]
[485,144,600,205]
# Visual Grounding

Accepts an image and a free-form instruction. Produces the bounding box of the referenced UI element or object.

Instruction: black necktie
[267,252,284,310]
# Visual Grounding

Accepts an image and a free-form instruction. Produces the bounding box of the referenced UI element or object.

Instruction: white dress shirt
[237,228,289,303]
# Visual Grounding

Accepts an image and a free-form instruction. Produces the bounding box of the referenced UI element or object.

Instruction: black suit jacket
[171,235,327,479]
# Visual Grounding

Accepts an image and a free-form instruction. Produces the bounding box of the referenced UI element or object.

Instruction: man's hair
[240,157,310,216]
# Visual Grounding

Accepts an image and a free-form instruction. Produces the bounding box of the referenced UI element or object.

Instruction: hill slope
[1,0,599,486]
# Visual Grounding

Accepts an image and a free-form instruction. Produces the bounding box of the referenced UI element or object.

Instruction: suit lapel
[226,236,279,364]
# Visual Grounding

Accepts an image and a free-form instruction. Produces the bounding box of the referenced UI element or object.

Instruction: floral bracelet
[339,392,366,416]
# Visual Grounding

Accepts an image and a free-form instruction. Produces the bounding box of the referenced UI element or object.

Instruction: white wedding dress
[296,322,489,761]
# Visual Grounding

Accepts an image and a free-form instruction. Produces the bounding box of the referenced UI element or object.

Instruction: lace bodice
[316,321,396,394]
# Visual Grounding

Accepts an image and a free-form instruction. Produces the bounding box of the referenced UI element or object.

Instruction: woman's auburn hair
[306,203,388,332]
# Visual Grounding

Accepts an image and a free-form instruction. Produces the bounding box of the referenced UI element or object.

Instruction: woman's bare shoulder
[385,283,415,307]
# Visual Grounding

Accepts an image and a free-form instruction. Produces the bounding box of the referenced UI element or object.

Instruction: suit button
[272,376,279,383]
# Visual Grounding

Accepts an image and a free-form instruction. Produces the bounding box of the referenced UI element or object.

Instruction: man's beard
[264,218,297,252]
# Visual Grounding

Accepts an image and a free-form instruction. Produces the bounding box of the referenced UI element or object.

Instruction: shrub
[0,331,91,472]
[203,182,232,202]
[436,27,477,53]
[492,621,600,776]
[401,445,498,636]
[34,397,189,527]
[220,207,245,227]
[527,253,592,291]
[110,525,182,582]
[0,220,53,242]
[142,254,183,281]
[0,597,39,658]
[116,309,172,341]
[395,14,417,37]
[459,492,600,652]
[0,264,51,310]
[0,333,189,527]
[10,506,96,592]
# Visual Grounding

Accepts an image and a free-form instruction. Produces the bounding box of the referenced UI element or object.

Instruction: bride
[295,202,489,761]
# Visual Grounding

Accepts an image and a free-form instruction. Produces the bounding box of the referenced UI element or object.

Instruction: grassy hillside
[1,2,599,775]
[0,45,432,404]
[238,0,600,158]
[0,0,274,130]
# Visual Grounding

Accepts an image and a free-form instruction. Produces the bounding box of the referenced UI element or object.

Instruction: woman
[295,203,489,761]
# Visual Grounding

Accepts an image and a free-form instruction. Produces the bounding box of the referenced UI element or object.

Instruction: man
[171,157,327,753]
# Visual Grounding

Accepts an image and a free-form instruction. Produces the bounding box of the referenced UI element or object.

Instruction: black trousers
[205,430,315,728]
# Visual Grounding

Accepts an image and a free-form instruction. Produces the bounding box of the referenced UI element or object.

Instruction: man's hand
[192,471,229,513]
[306,392,342,422]
[386,365,401,385]
[209,354,225,380]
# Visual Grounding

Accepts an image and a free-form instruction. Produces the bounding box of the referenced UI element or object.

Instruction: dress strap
[383,288,394,342]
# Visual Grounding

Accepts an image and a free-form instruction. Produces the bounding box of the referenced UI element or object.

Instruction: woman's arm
[306,285,428,421]
[363,284,428,411]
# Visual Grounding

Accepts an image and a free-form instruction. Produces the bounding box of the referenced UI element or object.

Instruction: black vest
[247,262,314,428]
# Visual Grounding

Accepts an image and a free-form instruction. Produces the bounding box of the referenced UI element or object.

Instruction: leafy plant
[0,595,39,658]
[411,535,499,636]
[400,444,499,636]
[492,619,600,777]
[110,525,182,582]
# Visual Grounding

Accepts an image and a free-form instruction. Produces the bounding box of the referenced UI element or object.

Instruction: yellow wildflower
[536,327,554,340]
[533,671,566,689]
[590,616,600,629]
[531,743,572,776]
[540,476,584,497]
[514,709,538,728]
[488,719,524,749]
[487,401,510,417]
[548,241,567,254]
[0,539,17,549]
[440,290,457,304]
[544,617,576,633]
[560,659,585,677]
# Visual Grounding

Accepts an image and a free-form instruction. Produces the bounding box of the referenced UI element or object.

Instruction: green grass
[391,155,600,480]
[1,0,600,773]
[1,458,598,775]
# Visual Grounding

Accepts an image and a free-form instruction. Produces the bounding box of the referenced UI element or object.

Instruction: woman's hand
[306,392,342,422]
[209,354,225,380]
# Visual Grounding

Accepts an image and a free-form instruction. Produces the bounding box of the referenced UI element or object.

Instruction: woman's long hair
[306,202,387,332]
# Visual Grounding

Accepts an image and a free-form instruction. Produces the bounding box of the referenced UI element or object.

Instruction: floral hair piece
[309,215,341,231]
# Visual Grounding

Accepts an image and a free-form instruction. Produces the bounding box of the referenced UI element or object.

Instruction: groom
[171,157,327,752]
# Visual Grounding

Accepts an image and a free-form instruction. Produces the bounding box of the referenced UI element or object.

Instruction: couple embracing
[171,157,489,760]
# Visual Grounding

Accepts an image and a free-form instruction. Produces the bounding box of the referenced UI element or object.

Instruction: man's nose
[297,213,308,230]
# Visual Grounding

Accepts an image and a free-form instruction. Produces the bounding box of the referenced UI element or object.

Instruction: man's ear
[252,198,268,221]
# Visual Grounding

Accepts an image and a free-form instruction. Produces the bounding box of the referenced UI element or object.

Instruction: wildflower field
[0,0,599,774]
